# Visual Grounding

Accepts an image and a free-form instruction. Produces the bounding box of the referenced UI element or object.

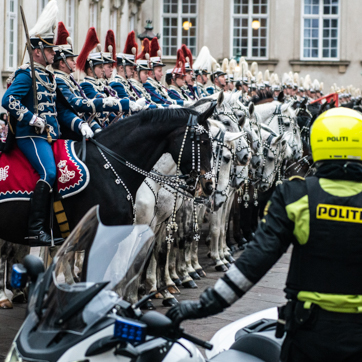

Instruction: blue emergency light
[114,316,147,344]
[11,264,28,289]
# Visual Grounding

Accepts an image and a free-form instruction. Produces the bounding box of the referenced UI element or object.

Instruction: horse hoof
[172,278,182,286]
[141,300,155,310]
[215,264,228,272]
[154,293,163,299]
[182,280,198,289]
[196,269,207,278]
[168,285,181,294]
[207,251,211,258]
[162,298,178,307]
[0,299,13,309]
[224,262,231,269]
[225,255,236,264]
[12,293,26,304]
[73,276,80,283]
[189,271,201,280]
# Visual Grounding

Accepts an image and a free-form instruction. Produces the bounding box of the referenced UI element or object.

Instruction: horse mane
[97,108,200,141]
[250,90,274,105]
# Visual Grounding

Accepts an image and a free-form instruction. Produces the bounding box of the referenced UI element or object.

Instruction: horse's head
[259,127,288,192]
[167,104,216,197]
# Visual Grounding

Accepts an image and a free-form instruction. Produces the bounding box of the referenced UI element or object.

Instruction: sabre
[20,6,52,144]
[20,6,38,117]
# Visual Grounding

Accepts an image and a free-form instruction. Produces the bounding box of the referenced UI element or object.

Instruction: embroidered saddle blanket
[0,139,89,203]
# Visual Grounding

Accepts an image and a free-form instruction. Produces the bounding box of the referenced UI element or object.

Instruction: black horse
[0,106,216,244]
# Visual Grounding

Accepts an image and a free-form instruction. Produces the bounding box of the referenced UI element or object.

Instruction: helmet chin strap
[122,60,128,80]
[89,60,97,79]
[60,53,72,73]
[38,42,49,66]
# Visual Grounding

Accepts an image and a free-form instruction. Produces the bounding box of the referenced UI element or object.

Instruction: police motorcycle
[7,205,284,362]
[6,205,210,362]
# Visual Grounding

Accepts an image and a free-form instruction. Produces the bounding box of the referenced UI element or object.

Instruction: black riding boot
[26,181,63,247]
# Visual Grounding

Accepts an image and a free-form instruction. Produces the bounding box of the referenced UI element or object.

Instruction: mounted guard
[192,46,212,98]
[1,0,93,246]
[53,22,101,135]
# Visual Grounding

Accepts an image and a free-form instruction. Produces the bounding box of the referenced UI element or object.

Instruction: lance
[20,6,52,144]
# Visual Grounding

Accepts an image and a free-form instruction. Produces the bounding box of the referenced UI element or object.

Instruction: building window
[7,0,18,70]
[302,0,339,60]
[66,0,75,39]
[232,0,268,59]
[90,2,98,29]
[162,0,197,57]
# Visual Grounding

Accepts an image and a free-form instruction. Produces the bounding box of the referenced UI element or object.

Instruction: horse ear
[224,131,245,142]
[198,103,217,125]
[217,91,224,107]
[301,98,308,107]
[273,134,283,144]
[278,91,284,103]
[249,102,255,116]
[238,114,246,128]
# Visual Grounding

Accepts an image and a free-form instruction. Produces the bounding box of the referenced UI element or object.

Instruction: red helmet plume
[181,44,193,68]
[76,27,100,72]
[174,48,186,75]
[136,38,150,60]
[123,30,138,58]
[150,37,161,58]
[105,30,117,65]
[55,22,70,46]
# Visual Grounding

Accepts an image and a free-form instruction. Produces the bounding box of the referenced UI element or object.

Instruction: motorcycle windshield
[32,206,154,335]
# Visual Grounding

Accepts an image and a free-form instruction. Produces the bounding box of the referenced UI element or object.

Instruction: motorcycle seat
[210,349,264,362]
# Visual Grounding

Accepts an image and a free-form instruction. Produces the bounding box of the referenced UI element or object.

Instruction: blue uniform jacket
[80,76,129,125]
[143,78,183,107]
[54,71,102,132]
[206,86,215,95]
[2,64,82,140]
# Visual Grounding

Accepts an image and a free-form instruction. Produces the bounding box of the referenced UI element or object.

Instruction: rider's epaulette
[288,175,305,181]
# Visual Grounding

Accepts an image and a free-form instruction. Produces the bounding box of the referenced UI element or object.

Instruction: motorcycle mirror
[140,311,173,337]
[23,255,45,282]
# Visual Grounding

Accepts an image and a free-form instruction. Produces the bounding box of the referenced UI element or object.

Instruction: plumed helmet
[76,27,102,73]
[54,21,77,62]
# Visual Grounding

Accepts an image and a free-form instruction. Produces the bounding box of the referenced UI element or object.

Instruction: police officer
[167,107,362,361]
[1,2,93,246]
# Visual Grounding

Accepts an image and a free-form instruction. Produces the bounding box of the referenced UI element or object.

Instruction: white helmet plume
[29,0,58,38]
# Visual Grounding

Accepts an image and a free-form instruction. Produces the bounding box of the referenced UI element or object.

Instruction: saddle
[0,139,89,203]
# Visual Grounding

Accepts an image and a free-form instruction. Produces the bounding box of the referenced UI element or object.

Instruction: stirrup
[25,234,64,247]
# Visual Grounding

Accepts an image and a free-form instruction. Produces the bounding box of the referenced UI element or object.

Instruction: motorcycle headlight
[5,343,23,362]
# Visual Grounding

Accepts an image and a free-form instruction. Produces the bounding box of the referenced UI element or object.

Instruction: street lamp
[183,21,192,31]
[252,19,260,30]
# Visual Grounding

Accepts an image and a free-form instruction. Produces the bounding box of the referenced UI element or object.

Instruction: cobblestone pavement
[0,241,291,360]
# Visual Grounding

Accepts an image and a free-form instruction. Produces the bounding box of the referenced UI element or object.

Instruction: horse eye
[284,122,290,127]
[267,156,274,162]
[223,121,231,126]
[223,156,231,163]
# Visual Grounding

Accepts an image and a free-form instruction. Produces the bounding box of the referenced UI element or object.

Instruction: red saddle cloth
[0,139,89,203]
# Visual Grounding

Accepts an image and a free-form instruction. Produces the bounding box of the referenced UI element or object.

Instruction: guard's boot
[25,181,63,247]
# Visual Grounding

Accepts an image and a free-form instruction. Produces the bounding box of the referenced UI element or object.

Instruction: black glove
[166,287,228,325]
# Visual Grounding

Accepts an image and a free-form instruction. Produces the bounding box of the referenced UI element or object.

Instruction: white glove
[103,97,119,108]
[135,98,146,108]
[169,104,182,109]
[129,101,142,112]
[29,115,45,134]
[94,128,102,134]
[183,101,194,107]
[79,123,94,138]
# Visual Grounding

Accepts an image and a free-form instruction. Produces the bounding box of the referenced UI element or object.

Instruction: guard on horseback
[207,65,226,95]
[53,22,101,134]
[166,49,193,103]
[107,30,146,113]
[77,28,130,126]
[1,1,93,246]
[143,38,185,107]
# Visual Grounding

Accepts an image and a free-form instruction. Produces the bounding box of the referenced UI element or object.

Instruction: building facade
[1,0,361,110]
[141,0,362,92]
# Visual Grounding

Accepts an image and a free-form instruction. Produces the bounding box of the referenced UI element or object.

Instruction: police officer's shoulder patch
[289,176,305,181]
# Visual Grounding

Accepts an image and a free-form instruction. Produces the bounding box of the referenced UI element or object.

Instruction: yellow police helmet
[311,107,362,162]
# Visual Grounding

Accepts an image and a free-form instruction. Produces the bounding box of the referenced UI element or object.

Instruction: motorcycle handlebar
[181,331,213,351]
